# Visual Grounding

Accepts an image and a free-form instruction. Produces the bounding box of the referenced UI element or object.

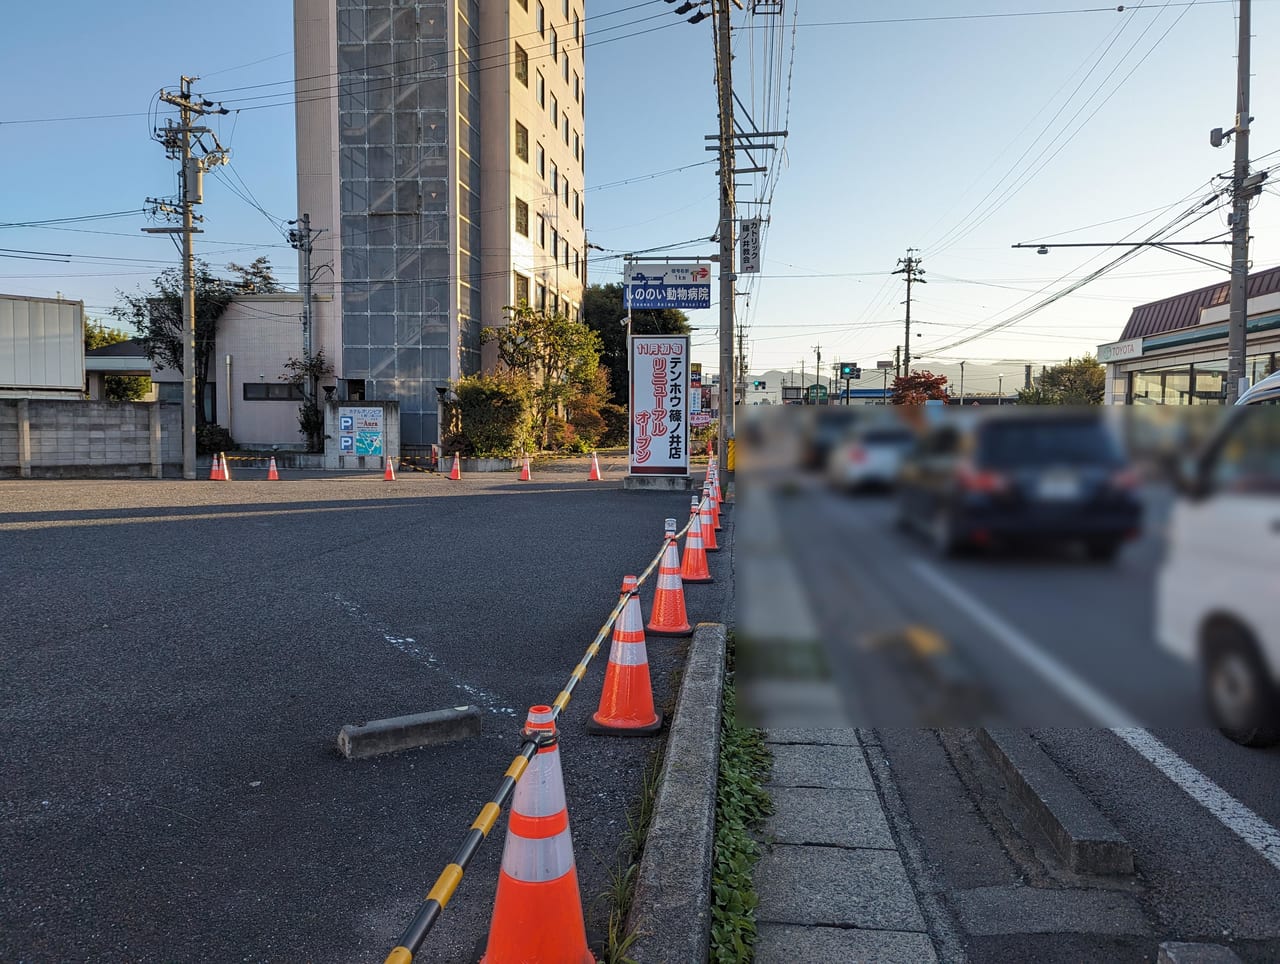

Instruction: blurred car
[896,410,1142,560]
[801,407,859,471]
[1157,399,1280,747]
[1236,368,1280,405]
[827,423,917,492]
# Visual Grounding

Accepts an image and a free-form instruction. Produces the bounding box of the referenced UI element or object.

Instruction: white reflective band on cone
[657,571,679,588]
[619,597,644,634]
[607,640,650,666]
[501,825,577,882]
[511,748,568,818]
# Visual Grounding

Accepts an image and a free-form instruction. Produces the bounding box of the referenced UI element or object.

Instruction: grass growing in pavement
[711,653,774,963]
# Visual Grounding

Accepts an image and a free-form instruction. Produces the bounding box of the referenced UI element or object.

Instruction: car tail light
[1109,467,1141,490]
[849,445,867,464]
[955,462,1008,494]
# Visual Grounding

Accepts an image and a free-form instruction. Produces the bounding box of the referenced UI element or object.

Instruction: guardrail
[384,498,709,963]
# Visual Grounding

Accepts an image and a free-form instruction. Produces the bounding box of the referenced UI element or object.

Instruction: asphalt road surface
[0,459,732,963]
[755,466,1280,963]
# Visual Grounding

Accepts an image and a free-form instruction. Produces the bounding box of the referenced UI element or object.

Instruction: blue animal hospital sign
[624,262,712,310]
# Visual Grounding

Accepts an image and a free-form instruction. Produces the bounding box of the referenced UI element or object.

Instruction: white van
[1156,374,1280,746]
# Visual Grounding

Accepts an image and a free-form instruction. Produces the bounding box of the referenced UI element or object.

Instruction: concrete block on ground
[767,742,876,792]
[336,705,481,760]
[622,474,695,491]
[978,728,1133,875]
[1158,942,1243,964]
[764,786,896,849]
[626,622,726,964]
[755,845,927,932]
[756,924,938,964]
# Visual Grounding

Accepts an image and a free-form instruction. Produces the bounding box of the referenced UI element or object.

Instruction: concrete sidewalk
[738,483,940,962]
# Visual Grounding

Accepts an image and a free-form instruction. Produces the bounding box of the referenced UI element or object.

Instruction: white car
[1156,381,1280,746]
[827,424,917,492]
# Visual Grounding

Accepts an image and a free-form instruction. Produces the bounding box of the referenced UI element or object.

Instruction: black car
[896,411,1142,560]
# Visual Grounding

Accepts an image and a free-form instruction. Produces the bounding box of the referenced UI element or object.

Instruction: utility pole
[714,0,737,474]
[288,213,324,404]
[1225,0,1253,402]
[893,250,925,375]
[146,76,229,480]
[894,345,901,378]
[813,341,822,404]
[737,327,748,403]
[959,360,967,405]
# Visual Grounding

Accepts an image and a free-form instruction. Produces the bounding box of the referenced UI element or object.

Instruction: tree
[891,370,949,404]
[281,349,333,452]
[441,373,534,457]
[482,303,602,448]
[111,257,281,428]
[84,319,150,401]
[582,283,691,404]
[1017,355,1105,405]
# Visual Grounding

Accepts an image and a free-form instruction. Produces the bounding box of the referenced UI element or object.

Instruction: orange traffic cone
[267,456,280,481]
[680,496,713,584]
[519,455,532,481]
[221,453,232,482]
[701,486,720,552]
[587,451,603,481]
[383,457,396,481]
[647,519,692,637]
[209,453,223,481]
[449,452,462,480]
[589,577,662,735]
[481,706,593,964]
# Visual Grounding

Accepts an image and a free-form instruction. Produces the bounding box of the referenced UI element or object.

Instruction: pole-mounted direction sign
[624,262,712,310]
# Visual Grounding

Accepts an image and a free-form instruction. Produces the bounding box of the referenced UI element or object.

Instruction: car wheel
[1085,540,1121,563]
[1202,623,1280,748]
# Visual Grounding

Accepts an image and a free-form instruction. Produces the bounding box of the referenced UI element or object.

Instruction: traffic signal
[839,362,861,379]
[752,380,766,390]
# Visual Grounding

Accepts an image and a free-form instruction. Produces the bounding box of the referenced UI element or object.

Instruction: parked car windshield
[977,417,1123,468]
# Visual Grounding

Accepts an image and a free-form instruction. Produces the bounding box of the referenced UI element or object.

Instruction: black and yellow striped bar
[383,503,710,961]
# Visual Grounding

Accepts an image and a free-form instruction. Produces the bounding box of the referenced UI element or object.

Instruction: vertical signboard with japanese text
[338,406,385,456]
[739,218,761,273]
[629,335,690,476]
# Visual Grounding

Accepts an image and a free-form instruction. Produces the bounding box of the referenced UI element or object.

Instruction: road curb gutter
[336,705,482,760]
[626,621,727,963]
[1158,941,1243,963]
[978,727,1134,875]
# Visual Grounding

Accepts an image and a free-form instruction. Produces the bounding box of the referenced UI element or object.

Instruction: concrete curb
[336,706,482,760]
[978,728,1133,875]
[1158,941,1243,963]
[626,622,727,963]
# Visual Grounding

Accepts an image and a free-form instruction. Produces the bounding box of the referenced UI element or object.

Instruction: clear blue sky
[3,0,1277,393]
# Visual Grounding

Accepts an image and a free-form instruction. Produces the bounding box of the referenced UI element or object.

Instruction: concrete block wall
[0,399,181,478]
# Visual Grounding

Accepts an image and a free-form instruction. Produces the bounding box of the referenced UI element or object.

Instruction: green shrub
[441,373,534,457]
[601,403,629,447]
[196,423,235,455]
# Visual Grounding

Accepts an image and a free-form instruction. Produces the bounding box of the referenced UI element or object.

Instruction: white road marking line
[1112,727,1280,873]
[911,560,1139,728]
[334,595,517,718]
[911,559,1280,875]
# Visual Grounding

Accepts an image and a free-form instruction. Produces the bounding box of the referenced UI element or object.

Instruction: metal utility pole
[288,213,324,403]
[714,0,737,474]
[959,360,966,405]
[1225,0,1253,403]
[894,345,901,378]
[893,251,925,375]
[148,76,229,480]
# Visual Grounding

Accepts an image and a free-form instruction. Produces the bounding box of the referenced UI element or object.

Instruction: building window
[515,121,529,162]
[515,198,529,236]
[536,214,546,248]
[550,92,558,125]
[563,238,570,269]
[514,272,531,305]
[243,383,304,402]
[517,0,527,9]
[536,283,547,310]
[572,130,580,161]
[552,227,559,259]
[573,189,581,220]
[551,161,559,194]
[535,71,545,108]
[537,2,545,36]
[551,27,558,61]
[562,112,569,145]
[573,249,580,278]
[574,13,581,42]
[535,142,545,179]
[514,43,529,86]
[563,0,569,19]
[573,71,580,103]
[562,53,569,83]
[562,176,569,206]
